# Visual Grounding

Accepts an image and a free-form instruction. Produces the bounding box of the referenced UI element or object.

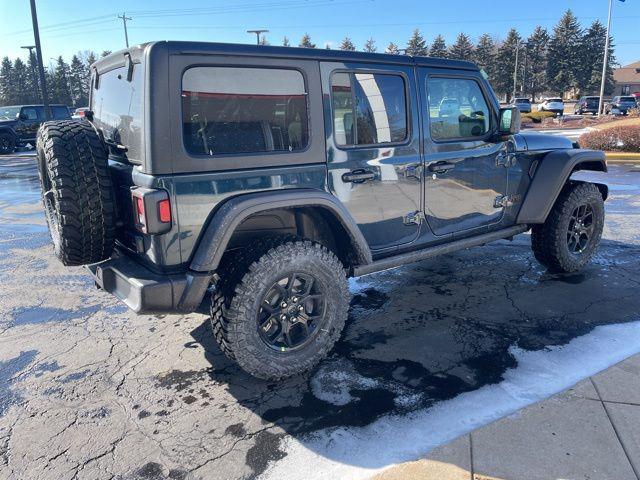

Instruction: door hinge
[403,210,424,226]
[494,194,521,208]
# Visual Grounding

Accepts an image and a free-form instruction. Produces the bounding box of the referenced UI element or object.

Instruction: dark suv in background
[0,104,70,154]
[605,96,638,115]
[574,96,600,115]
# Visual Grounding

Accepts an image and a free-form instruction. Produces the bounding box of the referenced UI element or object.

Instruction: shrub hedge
[521,111,557,123]
[578,125,640,152]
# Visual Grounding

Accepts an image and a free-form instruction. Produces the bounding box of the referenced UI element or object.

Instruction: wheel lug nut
[292,297,298,303]
[298,306,304,312]
[281,302,288,308]
[280,314,287,321]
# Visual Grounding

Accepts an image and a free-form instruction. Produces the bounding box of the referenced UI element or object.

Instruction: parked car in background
[537,98,564,116]
[0,104,71,154]
[72,107,89,119]
[605,96,637,115]
[574,96,600,115]
[632,93,640,106]
[514,98,532,113]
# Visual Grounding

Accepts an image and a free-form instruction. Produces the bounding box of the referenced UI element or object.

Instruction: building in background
[613,61,640,96]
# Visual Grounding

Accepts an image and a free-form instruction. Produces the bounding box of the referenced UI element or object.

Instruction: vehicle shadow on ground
[189,236,640,476]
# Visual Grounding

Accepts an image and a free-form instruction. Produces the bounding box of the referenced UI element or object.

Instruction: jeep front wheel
[0,132,15,155]
[211,239,349,380]
[531,182,604,273]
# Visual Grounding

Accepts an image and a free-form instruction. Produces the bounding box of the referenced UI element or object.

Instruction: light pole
[21,45,40,100]
[513,41,527,102]
[29,0,50,120]
[247,29,269,45]
[597,0,615,116]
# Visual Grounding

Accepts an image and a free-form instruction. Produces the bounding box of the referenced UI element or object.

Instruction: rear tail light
[131,188,172,234]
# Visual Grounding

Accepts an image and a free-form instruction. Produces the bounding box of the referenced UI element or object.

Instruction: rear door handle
[428,161,455,174]
[342,169,375,183]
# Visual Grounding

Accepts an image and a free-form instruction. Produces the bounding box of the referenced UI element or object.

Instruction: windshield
[620,96,636,102]
[0,106,20,120]
[515,99,529,104]
[548,98,563,103]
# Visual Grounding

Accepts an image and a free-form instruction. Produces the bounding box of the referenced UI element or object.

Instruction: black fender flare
[189,189,372,272]
[517,149,607,224]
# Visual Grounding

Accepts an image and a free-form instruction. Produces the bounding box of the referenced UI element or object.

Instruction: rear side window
[426,77,491,141]
[182,67,309,156]
[331,72,408,146]
[51,106,70,119]
[21,107,38,120]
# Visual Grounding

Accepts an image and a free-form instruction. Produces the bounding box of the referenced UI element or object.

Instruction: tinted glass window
[91,64,144,164]
[621,96,635,102]
[182,67,308,156]
[51,106,70,119]
[21,107,38,120]
[426,77,490,140]
[331,72,407,146]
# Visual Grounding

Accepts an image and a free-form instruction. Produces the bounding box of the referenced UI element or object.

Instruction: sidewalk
[372,353,640,480]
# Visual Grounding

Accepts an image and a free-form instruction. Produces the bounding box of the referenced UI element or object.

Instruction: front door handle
[342,169,375,183]
[428,161,455,174]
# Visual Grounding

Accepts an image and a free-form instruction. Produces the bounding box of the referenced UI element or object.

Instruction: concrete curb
[606,152,640,163]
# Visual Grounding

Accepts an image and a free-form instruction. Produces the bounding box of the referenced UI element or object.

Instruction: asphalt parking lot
[1,153,640,480]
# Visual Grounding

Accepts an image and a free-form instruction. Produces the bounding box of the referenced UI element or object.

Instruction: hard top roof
[94,40,479,72]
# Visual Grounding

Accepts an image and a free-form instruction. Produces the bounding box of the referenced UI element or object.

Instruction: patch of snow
[260,321,640,480]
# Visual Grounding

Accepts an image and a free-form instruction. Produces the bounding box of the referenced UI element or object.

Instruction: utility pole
[118,13,132,48]
[598,0,614,116]
[29,0,50,120]
[513,41,527,101]
[247,29,269,45]
[21,45,40,100]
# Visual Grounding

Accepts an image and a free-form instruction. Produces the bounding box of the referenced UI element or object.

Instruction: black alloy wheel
[257,272,327,352]
[567,203,594,255]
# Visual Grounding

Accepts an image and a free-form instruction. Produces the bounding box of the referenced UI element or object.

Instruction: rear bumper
[87,251,211,314]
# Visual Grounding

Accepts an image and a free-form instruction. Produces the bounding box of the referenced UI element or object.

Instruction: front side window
[331,72,407,147]
[182,67,308,156]
[427,77,491,140]
[51,106,69,120]
[21,107,38,120]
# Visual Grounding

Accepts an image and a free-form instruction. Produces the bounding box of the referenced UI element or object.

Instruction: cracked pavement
[1,154,639,480]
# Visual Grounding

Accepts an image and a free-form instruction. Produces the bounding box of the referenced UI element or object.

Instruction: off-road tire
[210,237,349,380]
[531,181,604,273]
[37,120,116,266]
[0,132,15,155]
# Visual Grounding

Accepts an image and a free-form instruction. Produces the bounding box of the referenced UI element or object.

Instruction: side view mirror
[498,106,521,135]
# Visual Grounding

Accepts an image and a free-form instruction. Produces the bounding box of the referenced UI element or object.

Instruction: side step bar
[353,225,530,277]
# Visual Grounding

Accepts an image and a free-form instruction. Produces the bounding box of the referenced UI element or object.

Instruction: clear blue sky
[1,0,638,67]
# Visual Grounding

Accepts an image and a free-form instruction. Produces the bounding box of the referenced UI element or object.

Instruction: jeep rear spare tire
[37,120,116,266]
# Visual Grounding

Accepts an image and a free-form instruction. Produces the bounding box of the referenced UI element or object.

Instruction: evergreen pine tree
[406,29,427,56]
[449,33,475,61]
[51,56,72,105]
[547,9,582,96]
[339,37,356,51]
[26,51,40,103]
[100,50,112,58]
[385,42,400,55]
[0,57,16,106]
[259,35,270,46]
[12,59,30,105]
[524,26,550,102]
[282,36,290,47]
[363,38,377,53]
[429,35,447,58]
[494,29,522,101]
[69,55,88,107]
[299,34,316,48]
[580,20,615,95]
[474,34,497,86]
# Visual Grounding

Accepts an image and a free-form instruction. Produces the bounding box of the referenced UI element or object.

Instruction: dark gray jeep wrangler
[37,41,607,380]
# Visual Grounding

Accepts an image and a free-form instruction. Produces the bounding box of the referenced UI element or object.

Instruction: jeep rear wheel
[0,132,15,155]
[210,238,349,380]
[531,182,604,273]
[37,120,116,266]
